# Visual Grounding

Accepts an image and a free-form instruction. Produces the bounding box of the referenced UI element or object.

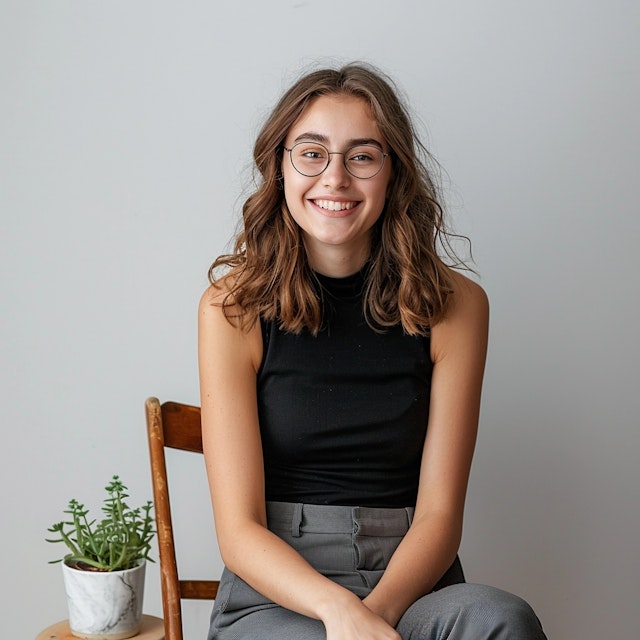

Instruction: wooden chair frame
[145,397,219,640]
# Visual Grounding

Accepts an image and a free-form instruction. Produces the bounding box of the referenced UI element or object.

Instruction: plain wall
[2,1,638,638]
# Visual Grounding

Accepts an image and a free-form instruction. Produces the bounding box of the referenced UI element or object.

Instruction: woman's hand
[320,591,401,640]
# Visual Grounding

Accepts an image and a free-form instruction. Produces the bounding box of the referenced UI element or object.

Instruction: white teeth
[314,199,356,211]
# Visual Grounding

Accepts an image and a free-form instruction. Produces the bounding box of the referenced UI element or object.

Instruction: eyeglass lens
[288,142,385,179]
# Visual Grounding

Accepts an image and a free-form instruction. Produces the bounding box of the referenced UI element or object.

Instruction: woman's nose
[322,153,351,188]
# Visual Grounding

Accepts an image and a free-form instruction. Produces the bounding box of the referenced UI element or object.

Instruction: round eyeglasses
[283,141,390,180]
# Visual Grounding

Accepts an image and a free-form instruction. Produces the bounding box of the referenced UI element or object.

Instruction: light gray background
[2,1,638,638]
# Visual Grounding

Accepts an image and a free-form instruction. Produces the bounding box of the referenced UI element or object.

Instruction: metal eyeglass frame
[282,142,390,179]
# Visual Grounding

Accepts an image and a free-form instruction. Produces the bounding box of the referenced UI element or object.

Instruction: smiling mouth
[312,199,358,211]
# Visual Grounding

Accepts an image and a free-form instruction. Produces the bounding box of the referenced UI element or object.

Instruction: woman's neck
[305,240,371,278]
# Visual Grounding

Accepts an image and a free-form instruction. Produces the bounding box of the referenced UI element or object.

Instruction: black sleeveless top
[257,268,433,508]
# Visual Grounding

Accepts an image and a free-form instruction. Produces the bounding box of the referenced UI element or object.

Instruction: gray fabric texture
[207,502,546,639]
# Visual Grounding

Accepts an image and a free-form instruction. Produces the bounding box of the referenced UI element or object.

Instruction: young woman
[199,63,547,640]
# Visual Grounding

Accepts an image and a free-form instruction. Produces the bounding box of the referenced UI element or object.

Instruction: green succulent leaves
[46,475,155,571]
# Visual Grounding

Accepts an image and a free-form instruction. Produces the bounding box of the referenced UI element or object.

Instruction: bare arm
[198,285,400,639]
[363,271,489,626]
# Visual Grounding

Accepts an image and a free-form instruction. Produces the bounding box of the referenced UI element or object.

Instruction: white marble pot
[61,560,146,639]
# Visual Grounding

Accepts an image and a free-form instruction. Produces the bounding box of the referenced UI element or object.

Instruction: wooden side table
[36,614,165,640]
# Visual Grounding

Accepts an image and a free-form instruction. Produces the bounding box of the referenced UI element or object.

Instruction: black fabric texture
[258,267,433,507]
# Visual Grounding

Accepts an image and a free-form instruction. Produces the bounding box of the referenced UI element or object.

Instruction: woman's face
[281,94,392,276]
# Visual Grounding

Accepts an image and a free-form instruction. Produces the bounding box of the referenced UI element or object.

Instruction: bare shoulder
[431,269,489,362]
[447,269,489,318]
[199,273,236,309]
[198,275,247,327]
[198,281,232,334]
[198,279,262,373]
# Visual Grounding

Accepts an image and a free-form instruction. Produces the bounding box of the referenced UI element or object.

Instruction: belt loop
[291,503,303,538]
[405,507,414,527]
[351,506,360,532]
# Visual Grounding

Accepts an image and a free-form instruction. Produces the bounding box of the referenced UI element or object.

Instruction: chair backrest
[145,397,219,640]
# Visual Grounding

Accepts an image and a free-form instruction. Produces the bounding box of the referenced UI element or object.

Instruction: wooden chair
[145,397,219,640]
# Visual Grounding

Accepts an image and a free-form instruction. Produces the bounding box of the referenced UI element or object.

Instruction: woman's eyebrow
[293,132,329,144]
[293,132,384,149]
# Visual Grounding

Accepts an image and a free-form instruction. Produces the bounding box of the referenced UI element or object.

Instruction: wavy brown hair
[209,62,470,336]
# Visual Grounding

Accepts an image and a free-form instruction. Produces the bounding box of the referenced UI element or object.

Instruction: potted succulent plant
[46,475,155,640]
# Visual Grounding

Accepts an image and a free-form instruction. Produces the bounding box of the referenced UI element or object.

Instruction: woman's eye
[296,145,327,161]
[349,151,376,163]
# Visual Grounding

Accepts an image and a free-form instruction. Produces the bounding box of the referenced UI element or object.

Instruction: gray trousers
[208,502,547,639]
